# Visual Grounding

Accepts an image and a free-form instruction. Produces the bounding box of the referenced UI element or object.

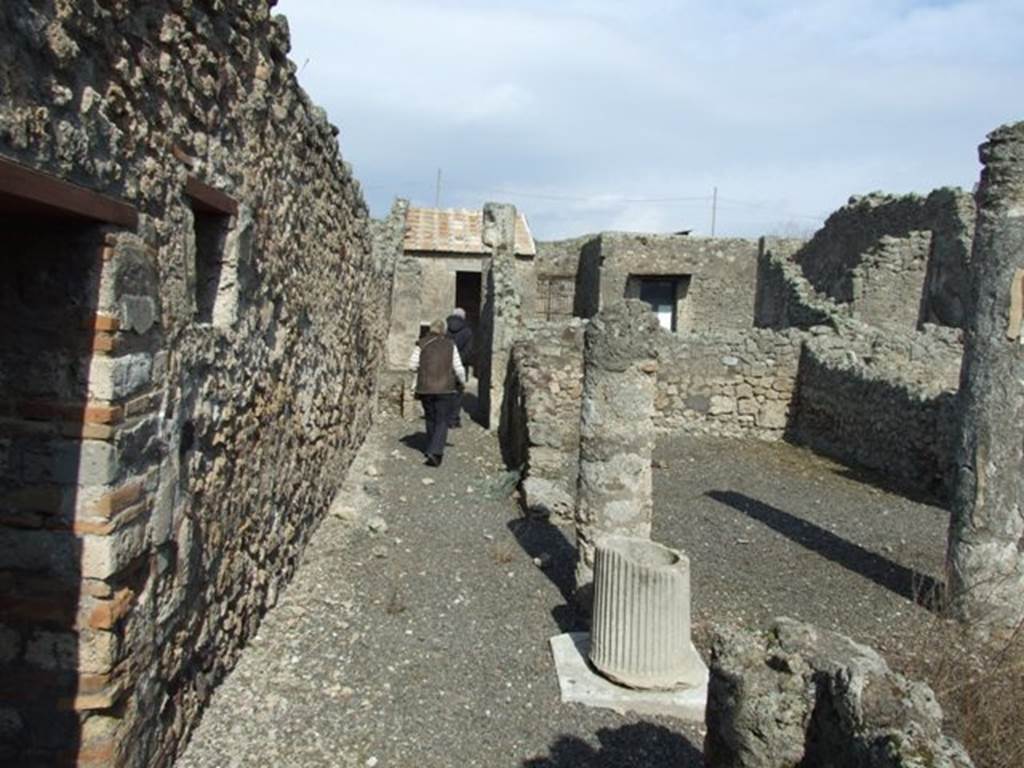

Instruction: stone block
[704,618,974,768]
[757,401,788,429]
[53,439,119,486]
[87,354,152,401]
[709,395,735,415]
[80,513,149,580]
[0,624,20,664]
[119,295,157,334]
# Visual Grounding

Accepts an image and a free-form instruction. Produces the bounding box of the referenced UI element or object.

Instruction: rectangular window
[185,178,238,327]
[192,208,230,324]
[626,275,692,332]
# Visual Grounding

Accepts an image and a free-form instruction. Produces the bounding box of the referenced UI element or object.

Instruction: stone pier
[948,121,1024,630]
[479,202,523,430]
[574,300,663,607]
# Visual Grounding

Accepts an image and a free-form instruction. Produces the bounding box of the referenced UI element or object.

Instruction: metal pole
[710,186,717,237]
[435,168,442,208]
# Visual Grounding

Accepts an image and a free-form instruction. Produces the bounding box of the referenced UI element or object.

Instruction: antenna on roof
[434,168,442,209]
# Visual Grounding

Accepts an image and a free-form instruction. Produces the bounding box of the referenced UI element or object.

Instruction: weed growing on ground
[385,586,407,615]
[933,624,1024,768]
[491,541,517,564]
[897,577,1024,768]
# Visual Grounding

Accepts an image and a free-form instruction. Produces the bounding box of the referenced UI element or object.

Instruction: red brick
[17,400,124,425]
[74,498,148,536]
[88,482,143,519]
[85,313,120,332]
[92,332,117,353]
[87,588,134,630]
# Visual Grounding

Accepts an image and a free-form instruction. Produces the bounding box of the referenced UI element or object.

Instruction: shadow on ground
[831,464,948,510]
[707,489,945,611]
[461,388,487,427]
[399,431,427,453]
[522,722,703,767]
[508,516,582,632]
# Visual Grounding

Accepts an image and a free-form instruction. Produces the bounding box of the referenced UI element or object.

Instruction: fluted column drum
[589,536,705,690]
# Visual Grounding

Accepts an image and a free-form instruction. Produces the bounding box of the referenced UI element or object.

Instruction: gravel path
[177,416,953,768]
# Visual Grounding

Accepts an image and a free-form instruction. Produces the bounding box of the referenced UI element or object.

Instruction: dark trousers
[421,393,456,457]
[449,389,464,426]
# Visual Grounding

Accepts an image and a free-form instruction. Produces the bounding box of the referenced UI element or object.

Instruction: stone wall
[533,236,597,321]
[790,324,962,500]
[388,251,484,366]
[503,321,585,522]
[755,240,850,330]
[598,233,760,332]
[0,4,389,766]
[504,323,805,521]
[793,189,975,330]
[654,329,805,439]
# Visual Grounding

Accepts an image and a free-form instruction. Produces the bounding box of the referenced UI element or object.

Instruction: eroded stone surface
[948,121,1024,629]
[574,301,663,604]
[704,618,974,768]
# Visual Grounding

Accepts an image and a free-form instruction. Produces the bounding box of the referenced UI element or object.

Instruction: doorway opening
[455,271,482,369]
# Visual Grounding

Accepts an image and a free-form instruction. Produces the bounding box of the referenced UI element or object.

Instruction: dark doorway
[1,212,100,766]
[455,271,482,368]
[0,158,138,766]
[455,271,482,329]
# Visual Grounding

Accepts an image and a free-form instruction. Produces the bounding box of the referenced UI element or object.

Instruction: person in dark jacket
[446,308,474,427]
[409,319,466,466]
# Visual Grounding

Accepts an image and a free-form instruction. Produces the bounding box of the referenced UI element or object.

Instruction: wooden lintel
[0,155,138,228]
[185,176,238,216]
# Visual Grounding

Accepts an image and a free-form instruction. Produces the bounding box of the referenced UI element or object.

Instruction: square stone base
[549,632,708,722]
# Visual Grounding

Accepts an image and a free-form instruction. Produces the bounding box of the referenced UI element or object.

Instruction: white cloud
[277,0,1024,238]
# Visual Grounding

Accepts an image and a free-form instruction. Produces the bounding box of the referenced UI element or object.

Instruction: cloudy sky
[277,0,1022,240]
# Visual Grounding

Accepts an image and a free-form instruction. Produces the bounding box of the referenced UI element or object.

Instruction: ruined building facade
[2,1,1022,765]
[1,3,394,765]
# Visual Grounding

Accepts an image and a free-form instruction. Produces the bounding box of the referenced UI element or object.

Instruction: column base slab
[549,632,707,723]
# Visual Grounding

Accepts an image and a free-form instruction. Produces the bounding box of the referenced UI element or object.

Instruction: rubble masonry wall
[793,189,975,330]
[790,324,962,501]
[0,3,388,766]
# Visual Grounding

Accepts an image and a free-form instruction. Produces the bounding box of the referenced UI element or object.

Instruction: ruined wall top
[976,122,1024,212]
[585,299,664,371]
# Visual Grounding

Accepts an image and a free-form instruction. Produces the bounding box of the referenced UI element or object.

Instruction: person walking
[409,319,466,466]
[445,308,474,427]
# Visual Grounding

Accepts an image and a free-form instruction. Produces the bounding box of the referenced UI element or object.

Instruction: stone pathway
[178,414,954,768]
[177,414,703,768]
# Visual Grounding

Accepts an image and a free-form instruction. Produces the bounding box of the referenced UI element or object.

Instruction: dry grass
[936,625,1024,768]
[385,585,407,615]
[490,541,517,564]
[896,580,1024,768]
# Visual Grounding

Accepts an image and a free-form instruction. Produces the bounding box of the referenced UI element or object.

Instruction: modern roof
[403,206,536,257]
